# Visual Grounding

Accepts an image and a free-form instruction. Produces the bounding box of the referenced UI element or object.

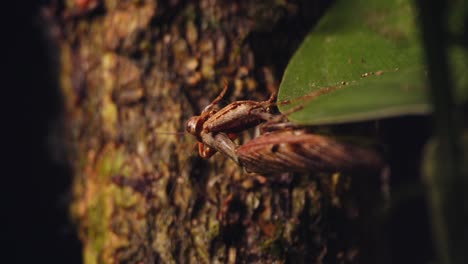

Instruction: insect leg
[267,91,277,104]
[203,80,229,112]
[260,121,300,133]
[198,143,218,159]
[200,132,239,164]
[257,104,305,133]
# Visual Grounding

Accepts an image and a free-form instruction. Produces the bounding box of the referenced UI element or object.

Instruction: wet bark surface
[46,0,401,263]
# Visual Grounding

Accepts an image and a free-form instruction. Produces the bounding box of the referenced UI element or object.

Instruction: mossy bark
[53,0,384,263]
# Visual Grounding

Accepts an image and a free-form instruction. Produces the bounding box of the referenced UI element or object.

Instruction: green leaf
[278,0,468,125]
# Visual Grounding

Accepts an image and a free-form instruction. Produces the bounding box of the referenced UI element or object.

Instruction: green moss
[95,145,129,181]
[113,185,139,209]
[86,193,108,264]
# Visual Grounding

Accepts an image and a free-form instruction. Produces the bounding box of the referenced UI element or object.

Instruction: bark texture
[51,0,384,263]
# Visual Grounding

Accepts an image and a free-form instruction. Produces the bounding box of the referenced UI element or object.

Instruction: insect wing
[236,130,383,175]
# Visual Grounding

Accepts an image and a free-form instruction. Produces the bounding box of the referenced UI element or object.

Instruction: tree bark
[52,0,384,263]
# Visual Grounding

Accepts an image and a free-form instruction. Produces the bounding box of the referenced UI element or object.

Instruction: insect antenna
[153,131,186,135]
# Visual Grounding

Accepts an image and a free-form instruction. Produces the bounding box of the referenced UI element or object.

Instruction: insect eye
[186,116,200,135]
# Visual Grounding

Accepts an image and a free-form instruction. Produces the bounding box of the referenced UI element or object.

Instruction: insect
[186,81,278,164]
[235,129,384,175]
[185,82,383,175]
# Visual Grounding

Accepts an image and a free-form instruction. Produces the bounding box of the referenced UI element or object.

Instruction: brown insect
[186,81,277,164]
[185,82,383,175]
[236,129,384,175]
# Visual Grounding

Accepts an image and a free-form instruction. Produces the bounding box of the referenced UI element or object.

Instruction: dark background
[4,2,82,263]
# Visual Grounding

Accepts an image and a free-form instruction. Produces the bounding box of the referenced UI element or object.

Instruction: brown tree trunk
[51,0,383,263]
